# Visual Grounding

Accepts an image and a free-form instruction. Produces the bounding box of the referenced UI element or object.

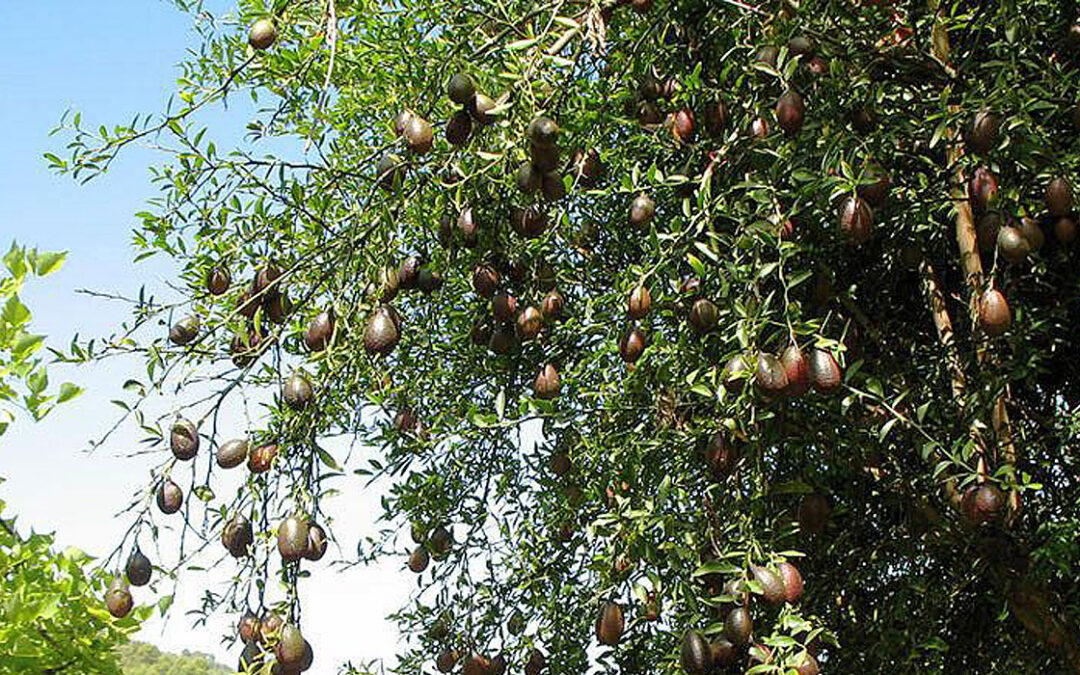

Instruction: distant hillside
[118,641,231,675]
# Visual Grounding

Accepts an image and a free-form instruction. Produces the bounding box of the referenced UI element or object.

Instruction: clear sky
[0,2,411,672]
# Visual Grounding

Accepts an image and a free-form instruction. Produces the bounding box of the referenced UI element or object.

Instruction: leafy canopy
[50,0,1080,674]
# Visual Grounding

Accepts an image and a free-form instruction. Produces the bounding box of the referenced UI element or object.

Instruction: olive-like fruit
[222,514,254,558]
[248,19,277,50]
[105,576,133,618]
[156,479,183,514]
[283,372,314,410]
[967,110,1001,155]
[528,116,559,148]
[169,315,200,346]
[364,306,401,355]
[446,110,472,146]
[533,364,561,399]
[403,116,434,154]
[688,298,719,334]
[595,601,625,646]
[217,438,249,469]
[276,624,306,667]
[839,195,873,245]
[408,545,430,573]
[808,349,842,393]
[775,89,805,134]
[1047,176,1075,217]
[277,516,310,563]
[447,73,476,105]
[619,327,647,364]
[629,193,655,228]
[247,443,278,473]
[628,284,651,319]
[125,548,152,587]
[979,288,1011,337]
[724,606,753,645]
[472,265,500,299]
[680,630,711,675]
[206,266,231,295]
[305,310,335,352]
[778,561,804,603]
[170,418,199,460]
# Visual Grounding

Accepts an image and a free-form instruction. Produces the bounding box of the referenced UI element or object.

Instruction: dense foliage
[118,641,231,675]
[0,244,139,675]
[52,0,1080,673]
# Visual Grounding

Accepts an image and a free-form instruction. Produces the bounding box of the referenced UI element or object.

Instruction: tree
[117,641,231,675]
[0,243,139,675]
[50,0,1080,673]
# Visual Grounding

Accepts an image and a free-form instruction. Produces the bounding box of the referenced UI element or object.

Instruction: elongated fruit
[596,601,625,646]
[979,288,1011,336]
[105,576,133,618]
[680,630,711,675]
[277,516,310,562]
[171,418,199,460]
[364,306,401,355]
[808,349,842,393]
[125,548,152,587]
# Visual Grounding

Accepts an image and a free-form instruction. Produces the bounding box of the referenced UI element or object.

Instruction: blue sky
[0,2,410,671]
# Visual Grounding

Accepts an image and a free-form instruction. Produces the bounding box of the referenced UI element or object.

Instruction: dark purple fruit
[688,298,719,334]
[448,73,476,105]
[473,265,500,298]
[1047,176,1074,217]
[723,353,751,390]
[808,349,842,393]
[489,654,507,675]
[377,154,405,190]
[429,525,453,559]
[170,418,199,461]
[751,565,786,605]
[619,327,647,364]
[105,576,133,618]
[755,353,789,397]
[249,19,277,50]
[969,167,998,214]
[156,479,183,514]
[276,624,306,667]
[776,90,805,134]
[247,443,278,474]
[710,640,737,668]
[305,310,335,352]
[541,290,564,320]
[277,516,310,563]
[125,548,152,587]
[637,101,662,126]
[704,431,739,479]
[407,545,429,573]
[206,267,231,295]
[976,483,1005,522]
[680,630,711,675]
[839,195,873,245]
[488,325,514,355]
[724,607,753,645]
[1020,216,1045,252]
[462,654,490,675]
[492,292,518,322]
[458,208,479,245]
[595,601,625,646]
[446,110,472,146]
[781,344,810,397]
[304,523,328,561]
[364,306,401,355]
[525,650,546,675]
[534,364,561,399]
[404,116,434,154]
[629,193,655,228]
[222,514,254,558]
[238,611,260,644]
[628,284,651,319]
[570,148,603,187]
[979,288,1011,336]
[528,116,559,148]
[510,206,547,238]
[260,613,284,642]
[217,438,249,469]
[283,372,314,410]
[672,108,696,144]
[997,225,1031,263]
[516,162,542,194]
[858,165,891,209]
[169,315,200,346]
[541,172,566,201]
[851,107,877,133]
[530,143,560,172]
[436,650,459,673]
[967,110,1001,155]
[778,561,804,603]
[1055,216,1077,244]
[516,306,543,340]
